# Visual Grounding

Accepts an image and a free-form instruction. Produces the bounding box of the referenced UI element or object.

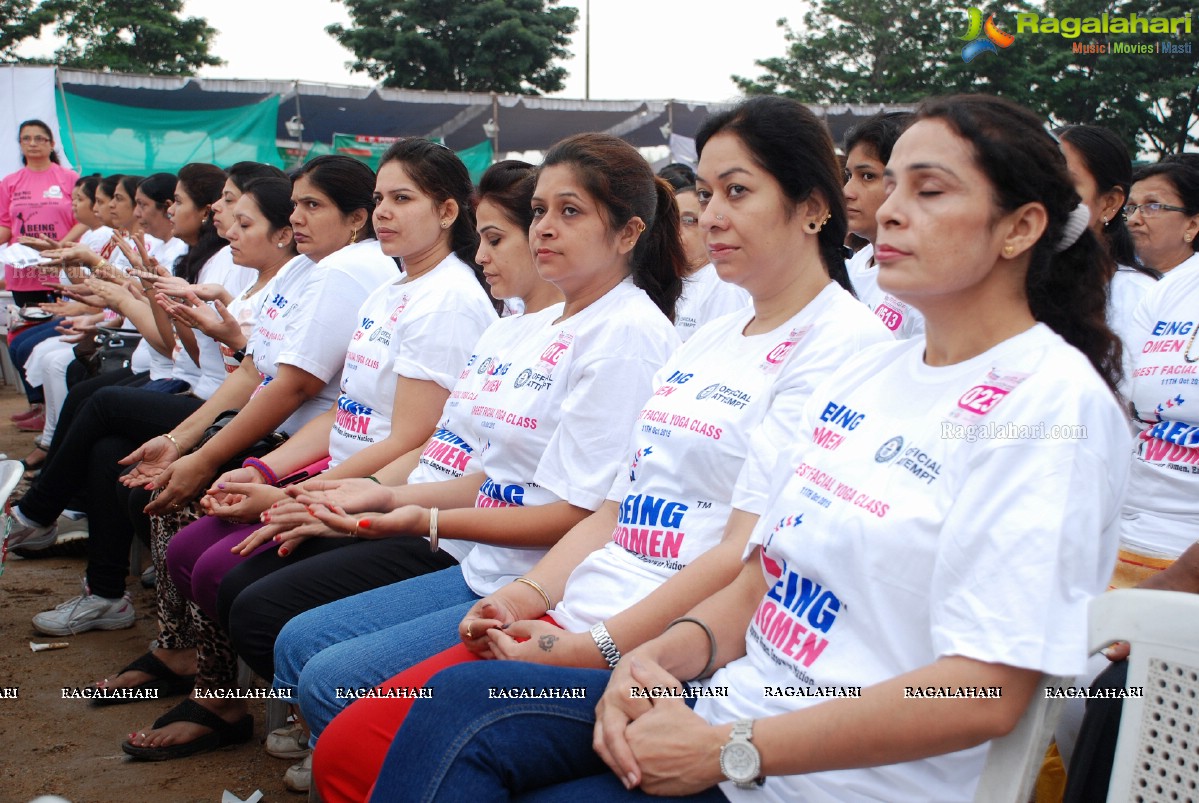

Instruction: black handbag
[194,409,289,475]
[74,326,142,377]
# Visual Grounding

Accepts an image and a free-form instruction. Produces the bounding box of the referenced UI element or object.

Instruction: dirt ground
[0,381,296,803]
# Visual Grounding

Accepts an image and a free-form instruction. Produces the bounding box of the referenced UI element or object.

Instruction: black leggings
[219,536,459,680]
[17,384,204,598]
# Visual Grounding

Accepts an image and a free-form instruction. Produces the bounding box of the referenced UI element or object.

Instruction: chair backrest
[973,674,1072,803]
[1089,588,1199,803]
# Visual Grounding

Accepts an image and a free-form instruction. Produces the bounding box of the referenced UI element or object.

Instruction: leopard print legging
[149,499,238,692]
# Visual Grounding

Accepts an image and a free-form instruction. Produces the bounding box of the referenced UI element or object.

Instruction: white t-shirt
[247,240,399,435]
[134,236,190,381]
[550,283,891,632]
[458,278,680,595]
[694,324,1129,803]
[848,244,926,340]
[1122,253,1199,558]
[1109,265,1158,400]
[673,263,751,342]
[328,253,497,468]
[407,305,565,563]
[183,246,256,399]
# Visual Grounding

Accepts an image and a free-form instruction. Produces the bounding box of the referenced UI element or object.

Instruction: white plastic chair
[1089,588,1199,803]
[973,673,1072,802]
[0,459,26,579]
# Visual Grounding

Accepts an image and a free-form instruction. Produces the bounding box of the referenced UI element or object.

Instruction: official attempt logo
[960,8,1015,62]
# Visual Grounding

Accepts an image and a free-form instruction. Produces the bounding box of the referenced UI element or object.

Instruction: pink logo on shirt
[874,303,903,331]
[957,385,1009,415]
[765,341,796,365]
[540,341,569,366]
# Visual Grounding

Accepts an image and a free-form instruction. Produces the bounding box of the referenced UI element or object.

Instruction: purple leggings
[165,516,273,620]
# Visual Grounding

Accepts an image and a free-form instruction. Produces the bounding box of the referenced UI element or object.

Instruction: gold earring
[441,221,449,229]
[350,228,358,244]
[1003,245,1015,257]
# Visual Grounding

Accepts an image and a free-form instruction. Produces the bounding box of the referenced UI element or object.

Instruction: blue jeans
[369,661,728,802]
[272,566,480,745]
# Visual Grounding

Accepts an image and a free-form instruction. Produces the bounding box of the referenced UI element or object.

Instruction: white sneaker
[266,721,311,760]
[284,753,312,793]
[5,516,57,555]
[32,579,135,636]
[55,512,88,544]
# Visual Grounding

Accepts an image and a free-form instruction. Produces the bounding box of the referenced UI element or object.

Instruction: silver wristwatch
[719,718,764,789]
[589,622,621,669]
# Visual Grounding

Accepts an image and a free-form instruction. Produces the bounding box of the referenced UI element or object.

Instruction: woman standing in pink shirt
[0,120,85,305]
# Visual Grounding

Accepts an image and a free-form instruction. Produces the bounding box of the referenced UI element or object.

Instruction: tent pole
[294,81,304,157]
[491,93,499,159]
[55,69,81,170]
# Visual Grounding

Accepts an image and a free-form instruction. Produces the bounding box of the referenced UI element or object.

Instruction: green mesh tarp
[328,133,493,183]
[56,90,282,174]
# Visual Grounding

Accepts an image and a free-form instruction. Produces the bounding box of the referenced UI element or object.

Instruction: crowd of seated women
[2,91,1197,802]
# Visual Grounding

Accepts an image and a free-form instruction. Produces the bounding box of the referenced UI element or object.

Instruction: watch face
[721,742,760,782]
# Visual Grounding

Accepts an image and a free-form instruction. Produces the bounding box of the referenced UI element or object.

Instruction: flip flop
[93,651,196,707]
[121,698,253,761]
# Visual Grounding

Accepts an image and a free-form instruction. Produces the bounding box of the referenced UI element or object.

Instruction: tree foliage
[328,0,577,93]
[0,0,221,75]
[736,0,1197,155]
[0,0,54,59]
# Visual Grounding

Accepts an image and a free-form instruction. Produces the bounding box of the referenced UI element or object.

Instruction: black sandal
[121,698,253,761]
[92,651,196,707]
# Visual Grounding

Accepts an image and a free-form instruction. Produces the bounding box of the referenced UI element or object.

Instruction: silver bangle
[590,621,622,670]
[427,507,439,553]
[667,616,718,682]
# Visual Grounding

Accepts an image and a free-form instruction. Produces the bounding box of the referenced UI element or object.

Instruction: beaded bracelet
[242,456,279,486]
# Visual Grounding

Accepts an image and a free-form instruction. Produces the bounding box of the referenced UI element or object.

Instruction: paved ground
[0,379,296,803]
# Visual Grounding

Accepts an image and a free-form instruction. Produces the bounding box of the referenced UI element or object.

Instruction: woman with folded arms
[371,94,1132,803]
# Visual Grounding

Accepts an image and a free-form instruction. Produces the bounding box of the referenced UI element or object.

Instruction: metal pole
[55,69,81,170]
[294,81,304,157]
[491,93,500,157]
[584,0,590,100]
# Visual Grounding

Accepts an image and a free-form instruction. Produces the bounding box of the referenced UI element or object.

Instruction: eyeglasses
[19,135,50,144]
[1123,202,1188,219]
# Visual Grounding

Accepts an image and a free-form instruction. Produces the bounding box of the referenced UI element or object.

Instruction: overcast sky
[181,0,796,102]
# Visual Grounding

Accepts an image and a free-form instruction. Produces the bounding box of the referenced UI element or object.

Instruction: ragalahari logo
[960,8,1016,61]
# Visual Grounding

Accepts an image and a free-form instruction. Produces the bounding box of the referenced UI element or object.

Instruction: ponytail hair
[696,96,856,297]
[379,139,499,313]
[918,95,1122,394]
[541,132,685,320]
[293,154,378,240]
[1055,125,1148,274]
[175,163,228,283]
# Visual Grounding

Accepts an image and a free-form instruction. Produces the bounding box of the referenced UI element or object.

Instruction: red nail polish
[262,513,270,522]
[358,518,371,529]
[278,547,290,557]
